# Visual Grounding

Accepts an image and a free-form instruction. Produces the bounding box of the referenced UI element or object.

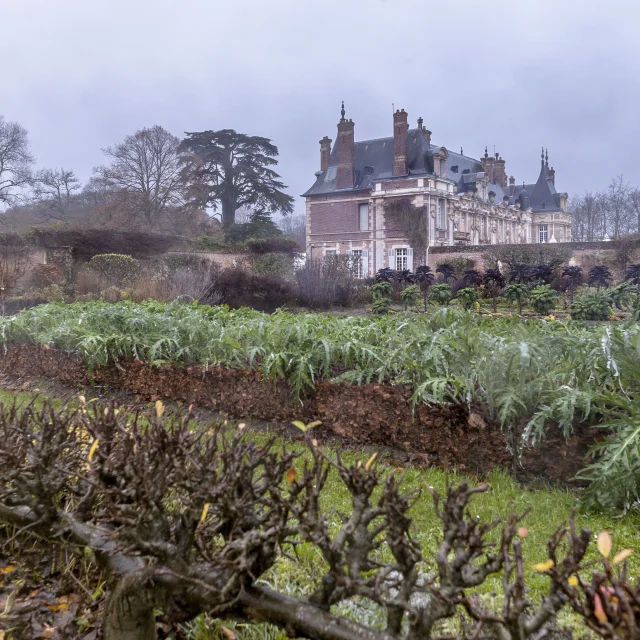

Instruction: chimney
[494,155,507,189]
[319,136,332,172]
[509,175,516,197]
[480,146,495,183]
[336,102,355,189]
[424,128,432,145]
[417,116,423,130]
[392,108,408,176]
[549,166,555,185]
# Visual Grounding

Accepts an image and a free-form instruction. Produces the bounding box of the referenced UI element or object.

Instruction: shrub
[200,267,295,312]
[483,244,571,270]
[530,284,558,315]
[30,263,63,288]
[296,257,358,309]
[570,288,613,321]
[3,399,640,639]
[245,236,298,254]
[503,283,530,314]
[429,283,452,305]
[456,287,479,310]
[250,252,294,278]
[89,253,140,287]
[225,213,283,242]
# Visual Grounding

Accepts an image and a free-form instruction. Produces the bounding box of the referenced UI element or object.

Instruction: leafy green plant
[529,285,558,315]
[2,301,640,511]
[624,263,640,285]
[371,280,393,315]
[399,284,418,311]
[455,287,479,311]
[435,263,456,283]
[429,283,452,306]
[482,269,506,312]
[503,283,530,314]
[461,269,482,288]
[607,281,638,311]
[570,288,612,321]
[587,265,613,290]
[414,265,434,312]
[371,296,392,315]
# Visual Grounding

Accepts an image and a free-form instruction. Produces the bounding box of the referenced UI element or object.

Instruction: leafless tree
[278,212,306,249]
[2,399,638,640]
[0,115,34,209]
[92,125,187,230]
[31,168,82,221]
[605,175,632,238]
[629,187,640,235]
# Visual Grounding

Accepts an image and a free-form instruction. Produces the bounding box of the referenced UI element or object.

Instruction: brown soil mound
[0,344,596,486]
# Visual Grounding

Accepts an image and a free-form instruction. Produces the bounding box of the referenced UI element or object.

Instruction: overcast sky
[2,0,639,217]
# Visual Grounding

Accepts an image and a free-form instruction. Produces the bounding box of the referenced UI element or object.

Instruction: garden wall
[0,344,596,486]
[427,240,640,277]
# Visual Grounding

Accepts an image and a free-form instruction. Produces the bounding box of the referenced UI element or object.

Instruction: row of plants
[1,301,640,511]
[371,263,640,320]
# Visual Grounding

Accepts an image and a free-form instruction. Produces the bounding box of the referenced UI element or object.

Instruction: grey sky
[2,0,639,217]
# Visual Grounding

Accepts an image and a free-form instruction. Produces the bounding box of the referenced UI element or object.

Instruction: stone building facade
[303,105,571,275]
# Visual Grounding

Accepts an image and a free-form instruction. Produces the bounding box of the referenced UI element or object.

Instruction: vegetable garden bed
[0,301,638,508]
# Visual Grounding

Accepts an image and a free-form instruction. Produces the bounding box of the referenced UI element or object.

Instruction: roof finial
[460,147,463,155]
[340,101,345,120]
[484,146,488,158]
[541,146,545,165]
[545,148,549,167]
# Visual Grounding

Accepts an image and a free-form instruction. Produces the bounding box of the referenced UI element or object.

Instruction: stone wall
[427,240,640,277]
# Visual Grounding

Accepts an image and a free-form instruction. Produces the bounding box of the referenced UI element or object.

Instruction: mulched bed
[0,344,597,486]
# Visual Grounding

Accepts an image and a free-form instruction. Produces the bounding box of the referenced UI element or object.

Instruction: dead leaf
[220,627,238,640]
[597,531,612,559]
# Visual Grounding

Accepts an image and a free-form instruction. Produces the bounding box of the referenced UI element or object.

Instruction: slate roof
[303,129,566,212]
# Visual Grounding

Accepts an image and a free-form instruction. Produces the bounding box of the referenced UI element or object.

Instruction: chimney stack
[336,102,355,189]
[392,108,408,176]
[417,116,423,130]
[319,136,332,172]
[494,155,507,189]
[509,175,516,197]
[480,147,495,183]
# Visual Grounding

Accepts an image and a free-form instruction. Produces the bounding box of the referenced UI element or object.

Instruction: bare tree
[278,212,306,249]
[0,116,34,209]
[629,187,640,235]
[0,232,31,314]
[31,168,82,221]
[93,125,186,229]
[605,175,632,238]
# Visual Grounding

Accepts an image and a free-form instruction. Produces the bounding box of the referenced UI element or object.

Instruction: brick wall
[309,198,370,235]
[381,179,418,191]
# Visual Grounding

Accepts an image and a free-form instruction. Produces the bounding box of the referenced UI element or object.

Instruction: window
[359,203,369,231]
[437,198,446,229]
[325,249,337,257]
[539,225,548,243]
[395,248,408,271]
[351,249,363,278]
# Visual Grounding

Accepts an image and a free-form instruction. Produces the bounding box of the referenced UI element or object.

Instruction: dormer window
[451,165,459,173]
[489,191,496,204]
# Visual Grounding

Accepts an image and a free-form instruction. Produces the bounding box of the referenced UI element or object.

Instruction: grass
[1,385,638,639]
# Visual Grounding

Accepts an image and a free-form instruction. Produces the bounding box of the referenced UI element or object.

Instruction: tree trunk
[103,573,162,640]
